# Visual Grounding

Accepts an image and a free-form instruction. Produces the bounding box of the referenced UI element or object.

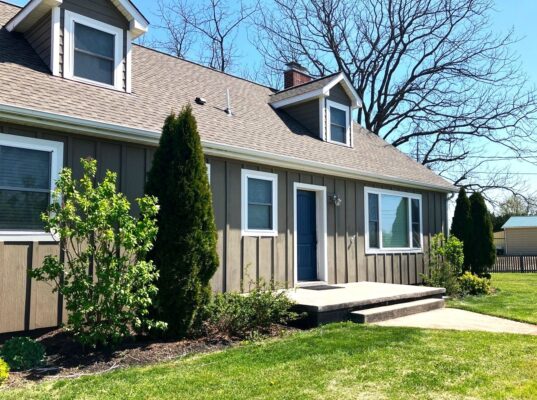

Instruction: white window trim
[326,100,351,146]
[364,187,423,254]
[241,169,278,237]
[0,133,64,242]
[63,10,124,91]
[206,162,211,183]
[293,182,328,286]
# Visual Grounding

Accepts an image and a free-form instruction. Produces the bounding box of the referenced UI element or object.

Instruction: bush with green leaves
[204,279,298,339]
[146,106,219,338]
[458,271,491,296]
[0,337,45,371]
[421,233,464,296]
[31,159,165,347]
[0,358,9,385]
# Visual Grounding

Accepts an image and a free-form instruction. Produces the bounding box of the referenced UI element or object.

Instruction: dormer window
[64,11,124,90]
[327,101,350,146]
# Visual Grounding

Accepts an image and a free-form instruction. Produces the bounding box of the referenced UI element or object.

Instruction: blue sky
[6,0,537,199]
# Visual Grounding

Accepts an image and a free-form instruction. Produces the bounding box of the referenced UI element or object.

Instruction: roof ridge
[270,71,340,96]
[133,43,278,92]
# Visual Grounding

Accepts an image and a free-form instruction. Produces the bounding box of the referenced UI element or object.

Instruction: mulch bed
[3,325,293,389]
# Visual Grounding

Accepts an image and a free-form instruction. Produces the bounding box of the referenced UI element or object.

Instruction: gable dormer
[6,0,148,93]
[270,63,362,148]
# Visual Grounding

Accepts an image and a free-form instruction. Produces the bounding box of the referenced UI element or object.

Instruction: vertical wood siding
[0,124,154,334]
[207,157,448,292]
[0,124,448,334]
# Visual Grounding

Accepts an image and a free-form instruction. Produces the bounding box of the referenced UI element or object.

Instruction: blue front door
[297,190,317,281]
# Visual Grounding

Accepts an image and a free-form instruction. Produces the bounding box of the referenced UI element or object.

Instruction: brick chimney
[283,61,311,89]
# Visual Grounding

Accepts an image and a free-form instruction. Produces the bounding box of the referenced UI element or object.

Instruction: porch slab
[286,282,445,327]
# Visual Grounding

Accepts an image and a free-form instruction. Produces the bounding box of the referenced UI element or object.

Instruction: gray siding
[0,123,448,333]
[62,0,129,29]
[25,12,52,70]
[283,100,320,138]
[327,83,351,106]
[207,156,447,292]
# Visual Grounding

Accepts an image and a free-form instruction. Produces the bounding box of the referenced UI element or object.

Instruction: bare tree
[254,0,537,199]
[155,0,258,72]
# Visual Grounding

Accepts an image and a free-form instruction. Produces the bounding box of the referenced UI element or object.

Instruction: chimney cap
[285,61,309,75]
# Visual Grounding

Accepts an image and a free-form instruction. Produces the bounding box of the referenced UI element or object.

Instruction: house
[0,0,455,334]
[502,216,537,255]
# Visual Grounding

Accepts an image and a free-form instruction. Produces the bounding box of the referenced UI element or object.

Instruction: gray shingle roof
[0,1,454,192]
[502,216,537,229]
[269,73,340,103]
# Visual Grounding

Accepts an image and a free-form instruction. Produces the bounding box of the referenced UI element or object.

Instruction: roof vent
[195,97,207,105]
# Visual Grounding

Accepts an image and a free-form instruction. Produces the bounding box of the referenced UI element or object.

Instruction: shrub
[0,337,45,371]
[31,159,164,347]
[458,272,491,296]
[468,192,496,276]
[0,358,9,385]
[204,279,298,339]
[450,187,472,272]
[421,233,464,296]
[146,107,219,338]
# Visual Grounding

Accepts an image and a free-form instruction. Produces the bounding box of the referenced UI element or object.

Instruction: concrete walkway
[374,308,537,335]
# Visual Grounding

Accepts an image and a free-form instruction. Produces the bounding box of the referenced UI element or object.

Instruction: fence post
[520,256,524,273]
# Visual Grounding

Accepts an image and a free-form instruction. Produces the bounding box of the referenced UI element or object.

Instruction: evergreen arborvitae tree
[450,187,472,271]
[468,192,496,277]
[146,106,219,337]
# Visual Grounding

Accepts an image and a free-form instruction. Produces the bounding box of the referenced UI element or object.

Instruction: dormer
[270,63,362,147]
[6,0,149,93]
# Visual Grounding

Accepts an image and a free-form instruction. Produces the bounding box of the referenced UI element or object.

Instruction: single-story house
[502,216,537,256]
[0,0,455,334]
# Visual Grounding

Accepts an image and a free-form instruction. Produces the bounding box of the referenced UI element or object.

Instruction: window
[327,100,350,145]
[0,134,63,238]
[64,11,124,90]
[241,169,278,236]
[365,187,422,253]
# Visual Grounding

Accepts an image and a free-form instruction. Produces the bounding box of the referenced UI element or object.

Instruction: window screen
[0,146,52,230]
[330,107,347,143]
[247,178,273,230]
[74,23,115,85]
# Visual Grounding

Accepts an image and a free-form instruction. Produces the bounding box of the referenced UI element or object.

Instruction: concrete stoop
[349,298,445,323]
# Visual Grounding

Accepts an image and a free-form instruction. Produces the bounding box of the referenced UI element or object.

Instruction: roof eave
[6,0,62,32]
[0,102,456,194]
[6,0,149,39]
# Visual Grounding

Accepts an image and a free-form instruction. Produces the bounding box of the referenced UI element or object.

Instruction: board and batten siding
[505,228,537,255]
[208,157,448,292]
[0,123,447,334]
[0,123,154,334]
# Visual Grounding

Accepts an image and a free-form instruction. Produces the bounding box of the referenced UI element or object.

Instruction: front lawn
[449,273,537,324]
[3,323,537,400]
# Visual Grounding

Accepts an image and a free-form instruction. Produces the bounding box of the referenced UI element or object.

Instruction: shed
[502,216,537,255]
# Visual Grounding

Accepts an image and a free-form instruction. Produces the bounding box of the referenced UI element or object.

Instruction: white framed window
[206,163,211,183]
[241,169,278,236]
[63,11,124,90]
[0,133,64,241]
[326,100,350,146]
[365,187,423,254]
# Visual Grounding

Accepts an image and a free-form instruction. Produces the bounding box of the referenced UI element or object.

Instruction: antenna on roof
[225,88,232,116]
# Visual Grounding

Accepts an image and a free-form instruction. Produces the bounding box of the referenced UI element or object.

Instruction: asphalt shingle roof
[269,73,340,103]
[0,1,454,192]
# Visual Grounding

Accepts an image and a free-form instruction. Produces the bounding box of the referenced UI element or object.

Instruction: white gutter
[0,103,456,193]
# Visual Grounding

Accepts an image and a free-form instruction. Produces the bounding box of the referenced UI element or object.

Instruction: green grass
[449,273,537,324]
[2,324,537,400]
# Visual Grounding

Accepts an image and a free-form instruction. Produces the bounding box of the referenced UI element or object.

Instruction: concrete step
[349,298,445,323]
